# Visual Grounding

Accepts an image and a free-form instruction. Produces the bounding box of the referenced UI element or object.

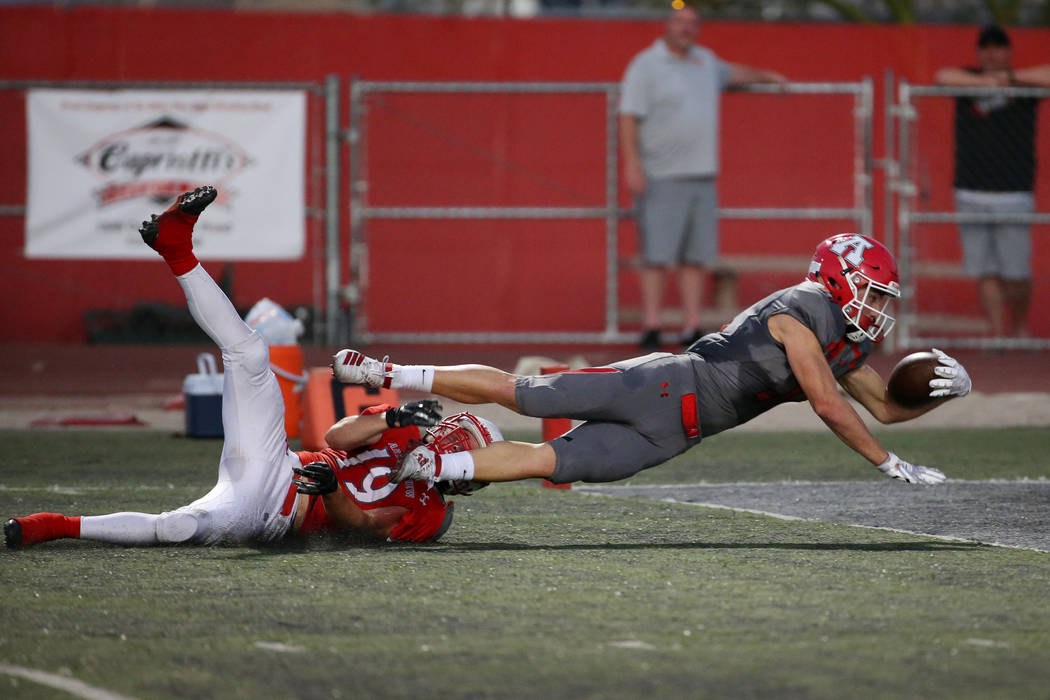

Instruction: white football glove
[876,452,946,485]
[928,348,971,398]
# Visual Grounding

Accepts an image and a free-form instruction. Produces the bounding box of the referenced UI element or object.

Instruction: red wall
[2,7,1048,340]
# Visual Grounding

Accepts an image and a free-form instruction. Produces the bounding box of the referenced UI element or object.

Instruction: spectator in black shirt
[935,25,1050,338]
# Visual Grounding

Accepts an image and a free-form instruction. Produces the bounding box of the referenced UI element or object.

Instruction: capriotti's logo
[76,116,252,206]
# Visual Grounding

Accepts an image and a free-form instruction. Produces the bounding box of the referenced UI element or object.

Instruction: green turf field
[1,427,1048,699]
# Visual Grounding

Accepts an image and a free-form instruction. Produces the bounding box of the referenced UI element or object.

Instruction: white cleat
[331,349,392,388]
[391,444,440,486]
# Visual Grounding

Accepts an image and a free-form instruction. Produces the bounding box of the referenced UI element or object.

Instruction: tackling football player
[4,188,499,549]
[334,233,972,489]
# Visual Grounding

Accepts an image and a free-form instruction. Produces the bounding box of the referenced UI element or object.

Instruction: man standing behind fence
[619,5,786,352]
[936,25,1050,338]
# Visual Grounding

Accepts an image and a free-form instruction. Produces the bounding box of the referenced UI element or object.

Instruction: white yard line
[0,664,138,700]
[659,499,1043,552]
[253,641,305,653]
[576,480,1050,554]
[586,478,1049,490]
[0,485,195,493]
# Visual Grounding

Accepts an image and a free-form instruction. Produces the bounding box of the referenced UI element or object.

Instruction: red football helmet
[427,412,503,454]
[427,412,503,496]
[806,233,900,342]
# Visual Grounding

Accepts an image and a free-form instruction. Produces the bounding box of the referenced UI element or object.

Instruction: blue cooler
[183,353,224,438]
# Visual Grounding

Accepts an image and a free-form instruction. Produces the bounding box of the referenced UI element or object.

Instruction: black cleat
[138,213,161,246]
[4,518,22,548]
[177,185,218,216]
[138,186,217,248]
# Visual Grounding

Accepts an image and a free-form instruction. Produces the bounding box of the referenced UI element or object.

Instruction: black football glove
[292,461,338,495]
[386,399,443,429]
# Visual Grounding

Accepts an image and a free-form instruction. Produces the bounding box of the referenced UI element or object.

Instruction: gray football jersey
[687,281,872,436]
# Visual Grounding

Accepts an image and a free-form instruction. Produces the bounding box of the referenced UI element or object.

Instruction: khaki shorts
[637,176,719,266]
[955,190,1033,280]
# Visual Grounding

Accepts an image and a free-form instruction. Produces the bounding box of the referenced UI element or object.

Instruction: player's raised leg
[332,349,519,410]
[143,188,287,464]
[139,186,254,352]
[143,187,291,541]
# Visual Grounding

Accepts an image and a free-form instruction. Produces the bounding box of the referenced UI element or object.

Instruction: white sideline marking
[253,641,305,653]
[0,663,138,700]
[662,499,1004,549]
[608,640,657,650]
[0,485,191,493]
[591,477,1049,489]
[577,480,1050,554]
[964,638,1012,649]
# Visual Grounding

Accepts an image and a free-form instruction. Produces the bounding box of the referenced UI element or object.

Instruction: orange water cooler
[268,344,305,438]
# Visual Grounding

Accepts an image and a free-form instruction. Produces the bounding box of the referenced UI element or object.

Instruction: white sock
[177,264,254,351]
[392,365,436,392]
[437,451,475,481]
[80,512,162,545]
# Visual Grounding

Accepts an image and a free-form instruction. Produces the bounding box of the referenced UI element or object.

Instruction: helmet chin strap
[845,325,867,343]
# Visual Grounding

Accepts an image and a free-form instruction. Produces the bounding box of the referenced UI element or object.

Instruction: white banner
[25,89,306,260]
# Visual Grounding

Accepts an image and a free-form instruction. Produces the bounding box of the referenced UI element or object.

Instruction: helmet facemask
[426,413,502,497]
[426,412,502,454]
[840,267,899,342]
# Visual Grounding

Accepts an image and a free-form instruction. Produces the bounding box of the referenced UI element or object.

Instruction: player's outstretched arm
[770,315,886,463]
[838,365,947,424]
[769,314,945,485]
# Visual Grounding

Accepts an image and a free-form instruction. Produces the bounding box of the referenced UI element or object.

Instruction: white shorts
[173,332,299,544]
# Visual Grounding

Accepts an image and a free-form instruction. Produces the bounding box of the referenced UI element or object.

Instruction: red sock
[154,203,200,277]
[15,513,81,545]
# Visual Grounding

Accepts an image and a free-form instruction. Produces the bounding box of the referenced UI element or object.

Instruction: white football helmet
[806,233,901,343]
[427,412,502,496]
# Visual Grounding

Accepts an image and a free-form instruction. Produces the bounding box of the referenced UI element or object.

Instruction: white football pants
[79,264,300,545]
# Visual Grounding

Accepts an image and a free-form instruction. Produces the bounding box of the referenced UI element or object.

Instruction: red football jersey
[293,404,451,542]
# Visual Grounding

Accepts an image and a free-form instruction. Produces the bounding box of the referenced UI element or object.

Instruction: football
[887,351,941,408]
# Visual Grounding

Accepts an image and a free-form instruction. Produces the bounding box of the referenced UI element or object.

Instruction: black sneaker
[639,329,662,351]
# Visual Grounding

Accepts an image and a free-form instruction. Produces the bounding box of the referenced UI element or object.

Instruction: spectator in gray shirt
[619,6,786,351]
